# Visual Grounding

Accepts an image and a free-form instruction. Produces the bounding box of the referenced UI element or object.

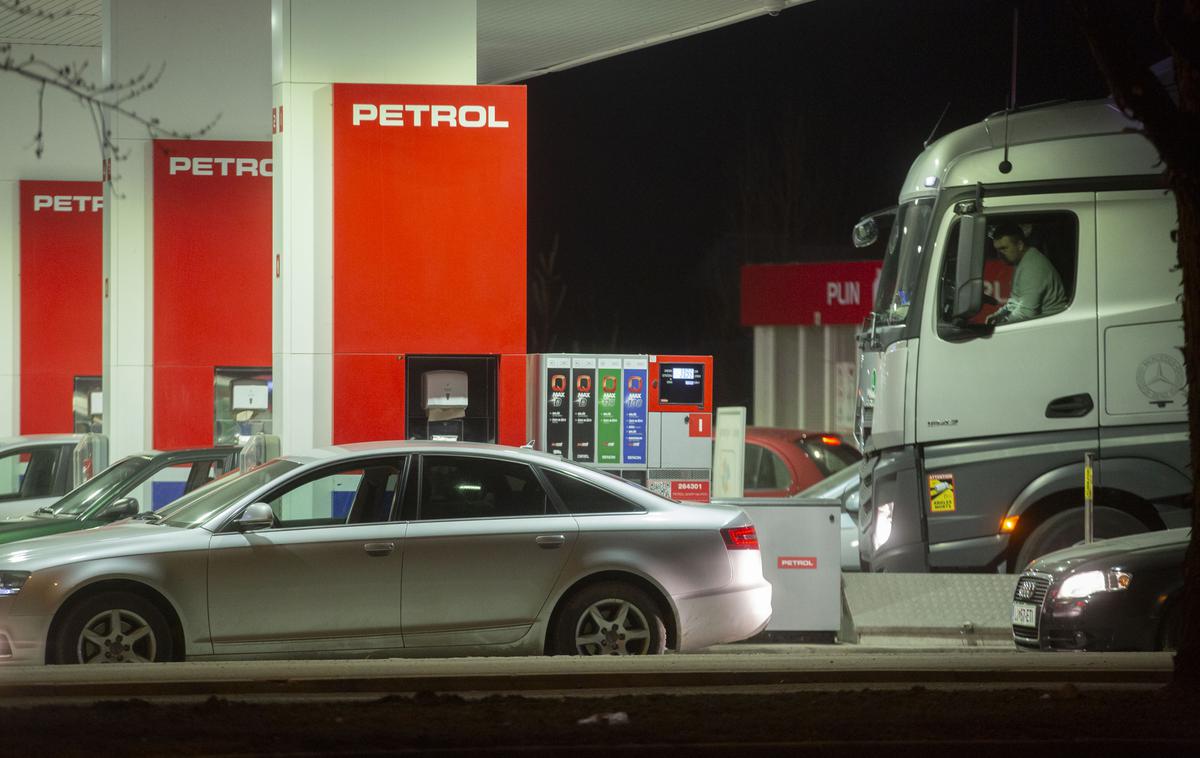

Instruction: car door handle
[363,542,395,557]
[1045,393,1094,418]
[535,535,565,549]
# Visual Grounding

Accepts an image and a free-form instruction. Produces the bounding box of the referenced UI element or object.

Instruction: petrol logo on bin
[778,556,817,570]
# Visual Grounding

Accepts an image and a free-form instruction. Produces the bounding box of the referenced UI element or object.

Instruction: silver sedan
[0,441,771,664]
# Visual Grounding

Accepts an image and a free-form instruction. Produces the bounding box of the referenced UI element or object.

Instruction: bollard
[1083,451,1095,544]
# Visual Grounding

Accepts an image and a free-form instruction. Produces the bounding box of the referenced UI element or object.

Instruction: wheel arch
[544,570,678,654]
[45,579,186,664]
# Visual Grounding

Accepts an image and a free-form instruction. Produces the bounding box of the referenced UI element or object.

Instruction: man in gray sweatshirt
[986,222,1069,325]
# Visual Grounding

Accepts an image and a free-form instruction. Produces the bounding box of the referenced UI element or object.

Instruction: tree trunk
[1073,0,1200,689]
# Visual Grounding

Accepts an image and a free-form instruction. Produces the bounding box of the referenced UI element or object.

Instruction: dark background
[523,0,1165,416]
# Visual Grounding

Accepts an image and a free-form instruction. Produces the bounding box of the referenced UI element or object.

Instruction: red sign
[688,412,712,438]
[331,83,527,445]
[777,556,818,570]
[152,140,272,449]
[18,180,103,433]
[740,261,882,326]
[670,480,711,502]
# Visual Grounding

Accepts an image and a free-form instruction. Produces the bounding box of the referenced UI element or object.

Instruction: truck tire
[1014,506,1147,571]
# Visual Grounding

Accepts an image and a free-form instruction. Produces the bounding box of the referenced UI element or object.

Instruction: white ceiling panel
[1,0,812,80]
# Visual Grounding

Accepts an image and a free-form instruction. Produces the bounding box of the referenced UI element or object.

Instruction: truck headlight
[873,502,894,551]
[1058,569,1132,599]
[0,571,31,596]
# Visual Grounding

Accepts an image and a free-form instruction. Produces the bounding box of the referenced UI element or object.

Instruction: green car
[0,447,239,547]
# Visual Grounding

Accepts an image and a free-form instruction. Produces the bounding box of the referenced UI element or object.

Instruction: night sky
[523,0,1165,413]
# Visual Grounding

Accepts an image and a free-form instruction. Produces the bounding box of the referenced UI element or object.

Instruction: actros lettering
[168,157,273,177]
[33,195,103,212]
[352,103,509,128]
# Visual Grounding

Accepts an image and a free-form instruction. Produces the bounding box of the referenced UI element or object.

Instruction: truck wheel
[1014,506,1146,570]
[549,581,667,656]
[51,591,173,664]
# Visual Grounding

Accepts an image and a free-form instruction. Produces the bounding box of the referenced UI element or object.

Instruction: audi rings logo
[1016,580,1035,600]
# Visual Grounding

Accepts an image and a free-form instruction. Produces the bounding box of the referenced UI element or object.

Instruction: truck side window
[940,212,1078,327]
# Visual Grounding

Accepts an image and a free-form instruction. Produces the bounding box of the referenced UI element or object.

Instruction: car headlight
[873,502,894,551]
[1058,569,1132,599]
[0,571,31,596]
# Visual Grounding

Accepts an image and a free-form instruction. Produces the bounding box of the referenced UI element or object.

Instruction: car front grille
[1012,573,1052,641]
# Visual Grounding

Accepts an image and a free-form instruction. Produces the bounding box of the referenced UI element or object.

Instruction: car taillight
[820,435,842,446]
[721,525,759,550]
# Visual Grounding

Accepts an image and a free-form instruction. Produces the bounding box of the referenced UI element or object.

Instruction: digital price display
[658,362,704,405]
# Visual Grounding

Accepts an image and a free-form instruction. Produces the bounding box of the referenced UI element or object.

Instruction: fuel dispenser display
[213,367,273,446]
[73,376,102,433]
[529,354,713,501]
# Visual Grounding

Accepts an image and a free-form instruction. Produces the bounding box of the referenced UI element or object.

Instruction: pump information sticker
[622,364,647,465]
[571,363,596,463]
[545,365,570,459]
[928,474,956,512]
[596,364,622,465]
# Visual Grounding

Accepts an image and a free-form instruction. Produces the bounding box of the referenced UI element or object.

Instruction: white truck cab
[855,98,1187,572]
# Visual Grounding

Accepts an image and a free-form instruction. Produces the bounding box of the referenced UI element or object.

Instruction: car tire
[1014,506,1147,570]
[550,581,667,656]
[51,591,173,664]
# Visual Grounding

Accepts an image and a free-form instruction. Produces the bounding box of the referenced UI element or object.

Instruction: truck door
[915,193,1099,557]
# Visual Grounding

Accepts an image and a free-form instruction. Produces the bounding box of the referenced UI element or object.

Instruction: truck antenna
[999,6,1018,174]
[924,101,952,148]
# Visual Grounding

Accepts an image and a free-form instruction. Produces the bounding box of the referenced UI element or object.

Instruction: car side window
[264,458,405,528]
[743,444,764,490]
[542,469,642,514]
[0,448,59,498]
[418,456,547,520]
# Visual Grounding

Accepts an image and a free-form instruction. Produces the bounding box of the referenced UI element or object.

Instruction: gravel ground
[3,684,1199,756]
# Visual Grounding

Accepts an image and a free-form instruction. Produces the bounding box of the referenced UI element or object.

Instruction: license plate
[1012,602,1038,628]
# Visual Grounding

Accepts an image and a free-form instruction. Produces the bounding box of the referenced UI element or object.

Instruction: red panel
[152,140,272,449]
[740,261,882,326]
[688,413,712,438]
[333,354,406,445]
[153,366,213,450]
[18,181,103,434]
[331,84,527,443]
[498,356,527,446]
[648,355,714,413]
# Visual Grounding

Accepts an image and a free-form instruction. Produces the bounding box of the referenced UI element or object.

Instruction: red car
[742,427,860,497]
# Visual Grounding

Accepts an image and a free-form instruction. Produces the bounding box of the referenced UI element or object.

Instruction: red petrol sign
[670,480,710,502]
[740,261,882,326]
[777,556,818,570]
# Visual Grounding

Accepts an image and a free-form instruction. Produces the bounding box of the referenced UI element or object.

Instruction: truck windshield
[873,199,933,325]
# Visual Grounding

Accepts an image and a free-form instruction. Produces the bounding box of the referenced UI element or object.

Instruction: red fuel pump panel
[648,355,713,413]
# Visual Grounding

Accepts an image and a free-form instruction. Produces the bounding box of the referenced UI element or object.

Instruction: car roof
[280,440,568,465]
[0,433,84,450]
[746,427,844,442]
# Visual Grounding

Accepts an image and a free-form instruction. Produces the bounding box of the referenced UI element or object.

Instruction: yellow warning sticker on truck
[928,474,956,512]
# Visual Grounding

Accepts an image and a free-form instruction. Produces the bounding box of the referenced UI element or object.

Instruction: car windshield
[795,464,858,500]
[793,437,861,478]
[872,198,934,325]
[47,456,154,517]
[159,459,301,529]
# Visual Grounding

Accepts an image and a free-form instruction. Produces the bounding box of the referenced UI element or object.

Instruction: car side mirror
[951,213,987,321]
[100,496,139,522]
[236,502,275,531]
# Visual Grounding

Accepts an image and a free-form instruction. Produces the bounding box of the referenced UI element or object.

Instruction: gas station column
[101,0,270,458]
[271,0,477,452]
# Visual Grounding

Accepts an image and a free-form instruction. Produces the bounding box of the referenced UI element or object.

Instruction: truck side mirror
[951,213,987,321]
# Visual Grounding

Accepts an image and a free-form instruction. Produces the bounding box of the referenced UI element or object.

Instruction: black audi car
[1012,527,1189,652]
